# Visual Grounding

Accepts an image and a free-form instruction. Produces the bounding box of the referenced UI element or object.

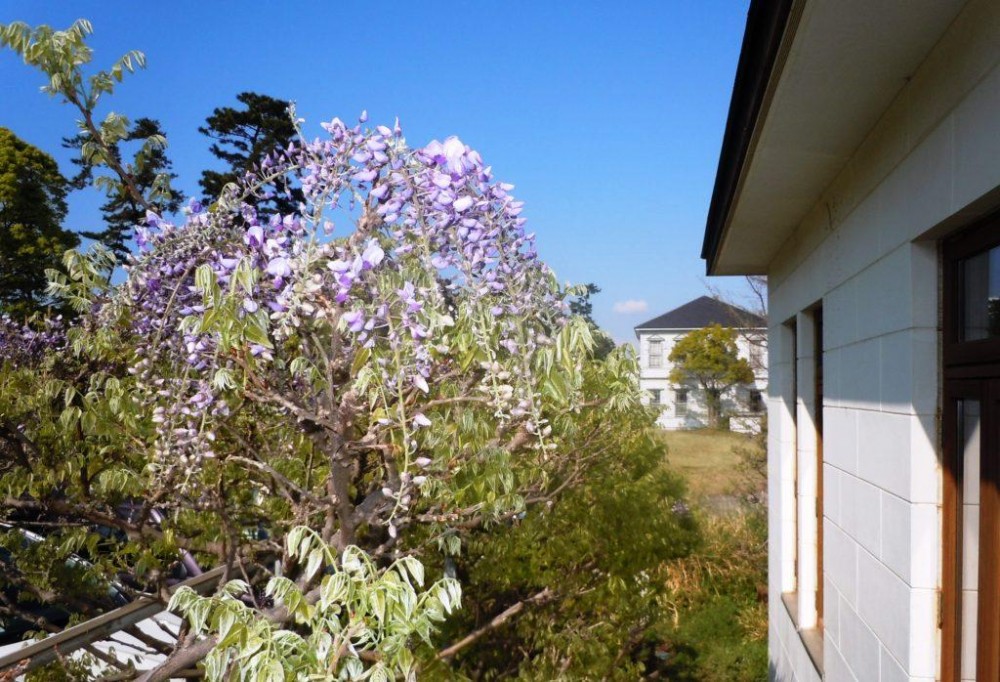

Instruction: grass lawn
[655,428,759,500]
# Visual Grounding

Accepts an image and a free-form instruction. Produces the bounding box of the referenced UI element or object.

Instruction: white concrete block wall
[765,0,1000,679]
[770,203,945,679]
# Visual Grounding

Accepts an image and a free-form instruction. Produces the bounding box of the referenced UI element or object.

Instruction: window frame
[675,388,688,417]
[943,212,1000,370]
[648,337,664,368]
[781,308,824,673]
[941,212,1000,681]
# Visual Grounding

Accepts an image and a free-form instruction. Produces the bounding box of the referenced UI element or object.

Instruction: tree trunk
[705,388,721,429]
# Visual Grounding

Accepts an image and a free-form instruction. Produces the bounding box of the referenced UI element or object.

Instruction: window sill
[781,592,824,676]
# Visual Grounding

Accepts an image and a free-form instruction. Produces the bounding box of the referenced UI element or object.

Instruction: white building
[635,295,767,430]
[704,1,1000,680]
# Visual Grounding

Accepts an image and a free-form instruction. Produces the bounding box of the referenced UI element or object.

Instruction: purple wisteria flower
[0,315,66,367]
[361,240,384,269]
[100,109,567,471]
[266,257,292,280]
[245,225,264,248]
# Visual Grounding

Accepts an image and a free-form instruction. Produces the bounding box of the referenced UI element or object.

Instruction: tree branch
[434,588,553,661]
[134,634,216,682]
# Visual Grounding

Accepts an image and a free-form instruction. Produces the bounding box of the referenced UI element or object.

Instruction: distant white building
[634,295,767,430]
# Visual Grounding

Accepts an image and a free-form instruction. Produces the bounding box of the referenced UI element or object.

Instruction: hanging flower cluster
[107,112,570,476]
[0,314,66,368]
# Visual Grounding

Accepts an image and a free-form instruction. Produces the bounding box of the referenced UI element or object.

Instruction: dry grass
[660,511,767,635]
[654,429,769,680]
[654,428,757,499]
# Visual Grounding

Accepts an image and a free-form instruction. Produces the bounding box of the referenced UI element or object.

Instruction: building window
[812,306,824,634]
[784,317,798,597]
[782,306,824,669]
[960,243,1000,341]
[648,338,663,368]
[675,389,688,416]
[649,389,662,405]
[794,307,824,637]
[942,214,1000,680]
[749,389,763,413]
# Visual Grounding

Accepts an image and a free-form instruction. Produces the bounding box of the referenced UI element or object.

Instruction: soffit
[713,0,967,275]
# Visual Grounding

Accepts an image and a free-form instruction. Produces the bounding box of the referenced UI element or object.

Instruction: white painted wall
[766,0,1000,679]
[635,327,767,430]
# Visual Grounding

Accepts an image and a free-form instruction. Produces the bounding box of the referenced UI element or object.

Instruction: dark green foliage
[0,127,78,318]
[661,595,768,681]
[67,118,184,261]
[429,394,699,679]
[198,91,302,215]
[658,510,768,681]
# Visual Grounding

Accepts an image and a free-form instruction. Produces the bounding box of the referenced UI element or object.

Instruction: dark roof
[701,0,796,275]
[634,296,765,332]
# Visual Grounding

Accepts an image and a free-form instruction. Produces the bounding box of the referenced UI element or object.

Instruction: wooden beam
[0,566,224,675]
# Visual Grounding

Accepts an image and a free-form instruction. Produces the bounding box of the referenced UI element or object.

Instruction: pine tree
[67,118,184,260]
[198,91,302,217]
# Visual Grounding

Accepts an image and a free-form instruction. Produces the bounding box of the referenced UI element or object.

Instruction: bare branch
[435,588,554,661]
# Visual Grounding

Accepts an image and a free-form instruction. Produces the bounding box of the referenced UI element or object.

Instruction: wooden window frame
[814,306,824,629]
[943,212,1000,372]
[941,212,1000,681]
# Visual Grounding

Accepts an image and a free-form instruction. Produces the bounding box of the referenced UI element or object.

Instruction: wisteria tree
[0,21,658,681]
[0,19,690,681]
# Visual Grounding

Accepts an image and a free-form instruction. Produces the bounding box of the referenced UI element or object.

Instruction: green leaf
[305,548,324,582]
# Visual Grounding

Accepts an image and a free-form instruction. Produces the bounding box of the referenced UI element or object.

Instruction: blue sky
[0,1,751,343]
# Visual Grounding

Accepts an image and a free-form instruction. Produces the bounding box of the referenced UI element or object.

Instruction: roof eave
[701,0,798,276]
[634,326,767,332]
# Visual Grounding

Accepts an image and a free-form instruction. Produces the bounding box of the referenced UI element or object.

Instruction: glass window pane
[959,399,981,681]
[649,339,663,368]
[961,245,1000,341]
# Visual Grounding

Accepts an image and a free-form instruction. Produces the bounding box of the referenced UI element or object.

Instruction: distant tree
[198,91,302,216]
[0,127,78,317]
[569,283,616,360]
[65,117,184,260]
[707,275,768,366]
[669,324,754,429]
